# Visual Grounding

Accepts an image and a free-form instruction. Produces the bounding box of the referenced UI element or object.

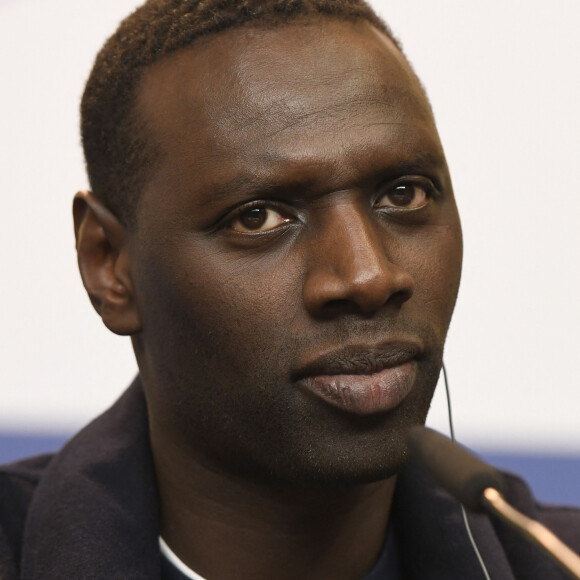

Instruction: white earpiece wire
[442,362,492,580]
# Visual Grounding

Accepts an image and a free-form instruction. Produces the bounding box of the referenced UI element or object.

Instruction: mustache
[289,318,442,378]
[294,316,440,349]
[294,342,422,379]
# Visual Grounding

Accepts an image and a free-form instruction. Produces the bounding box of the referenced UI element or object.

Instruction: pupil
[391,185,415,206]
[241,208,267,229]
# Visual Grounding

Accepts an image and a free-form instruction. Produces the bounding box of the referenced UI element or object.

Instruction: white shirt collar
[159,536,208,580]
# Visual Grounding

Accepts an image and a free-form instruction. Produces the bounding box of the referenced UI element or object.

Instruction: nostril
[388,288,413,310]
[313,285,412,319]
[316,298,363,319]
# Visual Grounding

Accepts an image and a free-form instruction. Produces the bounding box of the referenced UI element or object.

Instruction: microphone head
[407,426,506,512]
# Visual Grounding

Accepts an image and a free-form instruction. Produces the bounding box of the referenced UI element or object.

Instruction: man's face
[128,19,462,484]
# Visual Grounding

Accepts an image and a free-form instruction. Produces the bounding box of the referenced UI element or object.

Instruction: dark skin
[74,19,462,580]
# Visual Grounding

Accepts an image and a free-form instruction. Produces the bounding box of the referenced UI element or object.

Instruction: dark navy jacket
[1,378,579,579]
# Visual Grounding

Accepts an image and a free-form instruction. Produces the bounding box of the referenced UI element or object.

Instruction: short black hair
[81,0,401,229]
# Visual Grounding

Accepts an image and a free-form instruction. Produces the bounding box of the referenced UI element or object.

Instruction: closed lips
[294,342,422,415]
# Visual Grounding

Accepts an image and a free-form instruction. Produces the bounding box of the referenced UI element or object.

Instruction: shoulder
[0,453,54,578]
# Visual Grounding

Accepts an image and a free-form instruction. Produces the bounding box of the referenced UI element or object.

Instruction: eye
[229,205,292,233]
[376,181,432,211]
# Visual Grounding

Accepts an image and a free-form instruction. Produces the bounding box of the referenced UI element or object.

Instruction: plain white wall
[1,0,579,452]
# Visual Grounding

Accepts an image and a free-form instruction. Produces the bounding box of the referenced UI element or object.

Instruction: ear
[73,190,142,335]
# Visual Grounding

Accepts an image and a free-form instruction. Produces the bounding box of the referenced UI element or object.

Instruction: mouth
[294,341,422,416]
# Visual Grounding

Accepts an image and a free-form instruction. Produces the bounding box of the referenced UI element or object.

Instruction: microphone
[407,426,580,579]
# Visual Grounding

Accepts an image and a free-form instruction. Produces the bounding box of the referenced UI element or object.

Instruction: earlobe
[73,190,142,335]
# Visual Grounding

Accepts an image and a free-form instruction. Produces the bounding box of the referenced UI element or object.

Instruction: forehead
[136,19,441,208]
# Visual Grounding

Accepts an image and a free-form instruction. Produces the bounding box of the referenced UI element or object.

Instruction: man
[0,1,578,578]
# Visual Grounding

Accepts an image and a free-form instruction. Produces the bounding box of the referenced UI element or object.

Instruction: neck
[152,435,397,580]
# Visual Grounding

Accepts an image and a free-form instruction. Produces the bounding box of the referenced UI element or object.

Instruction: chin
[276,398,430,487]
[253,422,417,488]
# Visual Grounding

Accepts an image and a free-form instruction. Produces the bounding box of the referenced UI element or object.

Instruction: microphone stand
[481,487,580,579]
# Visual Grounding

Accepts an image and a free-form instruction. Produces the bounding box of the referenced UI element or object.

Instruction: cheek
[135,241,304,382]
[195,251,302,339]
[396,224,462,333]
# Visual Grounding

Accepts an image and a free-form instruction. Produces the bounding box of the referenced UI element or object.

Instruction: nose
[302,204,414,317]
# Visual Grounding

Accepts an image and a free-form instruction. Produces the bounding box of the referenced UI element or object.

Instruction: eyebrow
[203,173,316,207]
[201,149,447,207]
